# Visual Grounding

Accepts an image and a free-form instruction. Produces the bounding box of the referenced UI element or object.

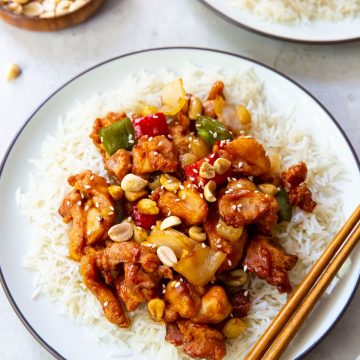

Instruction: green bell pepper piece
[276,188,292,222]
[195,116,233,147]
[99,117,135,155]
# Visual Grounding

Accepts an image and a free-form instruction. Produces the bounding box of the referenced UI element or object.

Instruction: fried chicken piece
[289,184,317,212]
[203,100,216,118]
[132,135,178,174]
[164,280,231,324]
[101,242,161,273]
[243,236,298,293]
[105,148,132,182]
[153,181,208,225]
[207,81,225,101]
[218,179,278,234]
[281,162,317,213]
[166,320,226,360]
[219,137,271,176]
[164,279,202,322]
[281,162,307,188]
[204,211,248,271]
[115,263,161,311]
[90,112,127,157]
[230,290,250,318]
[193,286,232,324]
[59,171,115,261]
[168,112,191,155]
[80,251,130,327]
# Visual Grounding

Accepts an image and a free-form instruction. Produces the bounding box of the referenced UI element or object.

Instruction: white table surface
[0,0,359,359]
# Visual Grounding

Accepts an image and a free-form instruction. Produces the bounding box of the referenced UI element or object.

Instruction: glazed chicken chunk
[153,181,209,225]
[281,162,317,212]
[243,236,298,293]
[132,135,178,174]
[218,179,278,234]
[219,137,271,176]
[58,171,115,261]
[105,148,132,182]
[164,279,232,324]
[165,320,226,360]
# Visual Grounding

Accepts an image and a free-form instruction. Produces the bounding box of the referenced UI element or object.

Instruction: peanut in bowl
[0,0,104,31]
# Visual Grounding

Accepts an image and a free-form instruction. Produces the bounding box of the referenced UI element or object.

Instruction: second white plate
[200,0,360,43]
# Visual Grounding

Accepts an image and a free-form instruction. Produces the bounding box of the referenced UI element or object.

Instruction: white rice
[232,0,360,23]
[20,64,345,359]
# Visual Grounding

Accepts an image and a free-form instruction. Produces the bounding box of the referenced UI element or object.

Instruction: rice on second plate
[232,0,360,23]
[20,64,344,359]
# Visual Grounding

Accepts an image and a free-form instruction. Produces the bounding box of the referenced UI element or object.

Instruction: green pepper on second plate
[99,117,135,155]
[276,188,292,222]
[195,116,233,147]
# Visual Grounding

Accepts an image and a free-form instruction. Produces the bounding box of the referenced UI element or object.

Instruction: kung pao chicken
[59,79,317,360]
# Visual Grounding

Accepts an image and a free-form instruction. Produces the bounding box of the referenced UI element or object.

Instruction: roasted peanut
[124,190,147,202]
[204,180,216,203]
[236,105,252,125]
[218,269,248,287]
[148,298,165,322]
[216,219,243,242]
[199,162,215,179]
[108,185,124,201]
[137,198,159,215]
[121,174,148,192]
[258,183,278,196]
[5,63,21,81]
[189,226,206,242]
[214,157,231,175]
[160,174,181,192]
[188,95,202,120]
[222,318,247,339]
[157,246,178,267]
[108,222,133,242]
[160,216,182,230]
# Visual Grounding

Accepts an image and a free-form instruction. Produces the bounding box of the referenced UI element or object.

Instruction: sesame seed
[158,141,163,146]
[216,244,222,248]
[167,211,172,216]
[109,206,115,211]
[175,198,181,202]
[96,216,102,221]
[175,281,181,288]
[149,137,153,141]
[127,216,132,221]
[210,154,216,159]
[244,265,248,272]
[227,177,231,182]
[128,140,135,144]
[193,169,198,174]
[244,291,249,296]
[168,134,173,139]
[201,243,206,248]
[189,177,195,181]
[162,284,166,288]
[167,179,173,183]
[228,260,232,266]
[90,175,94,181]
[181,195,187,200]
[108,212,114,216]
[100,136,104,143]
[103,301,108,307]
[213,131,218,138]
[200,193,204,198]
[230,313,234,318]
[161,185,165,190]
[151,225,155,230]
[187,184,191,189]
[232,205,237,210]
[84,185,91,189]
[66,200,70,206]
[179,184,184,190]
[80,193,84,199]
[162,289,166,294]
[238,162,243,168]
[87,230,92,235]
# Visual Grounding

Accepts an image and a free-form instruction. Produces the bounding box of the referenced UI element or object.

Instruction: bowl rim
[0,46,359,360]
[197,0,360,45]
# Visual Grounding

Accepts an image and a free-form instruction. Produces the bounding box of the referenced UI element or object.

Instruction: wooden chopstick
[246,205,360,360]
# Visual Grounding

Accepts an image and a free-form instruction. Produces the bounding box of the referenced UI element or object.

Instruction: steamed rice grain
[20,64,345,359]
[232,0,360,23]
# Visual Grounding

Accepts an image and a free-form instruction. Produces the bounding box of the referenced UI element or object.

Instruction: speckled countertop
[0,0,359,359]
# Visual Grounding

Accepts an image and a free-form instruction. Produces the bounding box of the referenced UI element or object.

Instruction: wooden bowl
[0,0,104,31]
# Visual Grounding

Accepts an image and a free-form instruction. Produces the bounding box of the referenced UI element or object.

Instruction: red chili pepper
[184,153,232,190]
[133,113,168,138]
[132,205,158,230]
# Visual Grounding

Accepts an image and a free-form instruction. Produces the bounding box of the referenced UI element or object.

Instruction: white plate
[200,0,360,43]
[0,48,359,360]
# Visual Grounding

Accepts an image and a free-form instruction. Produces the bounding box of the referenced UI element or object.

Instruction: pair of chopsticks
[246,205,360,360]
